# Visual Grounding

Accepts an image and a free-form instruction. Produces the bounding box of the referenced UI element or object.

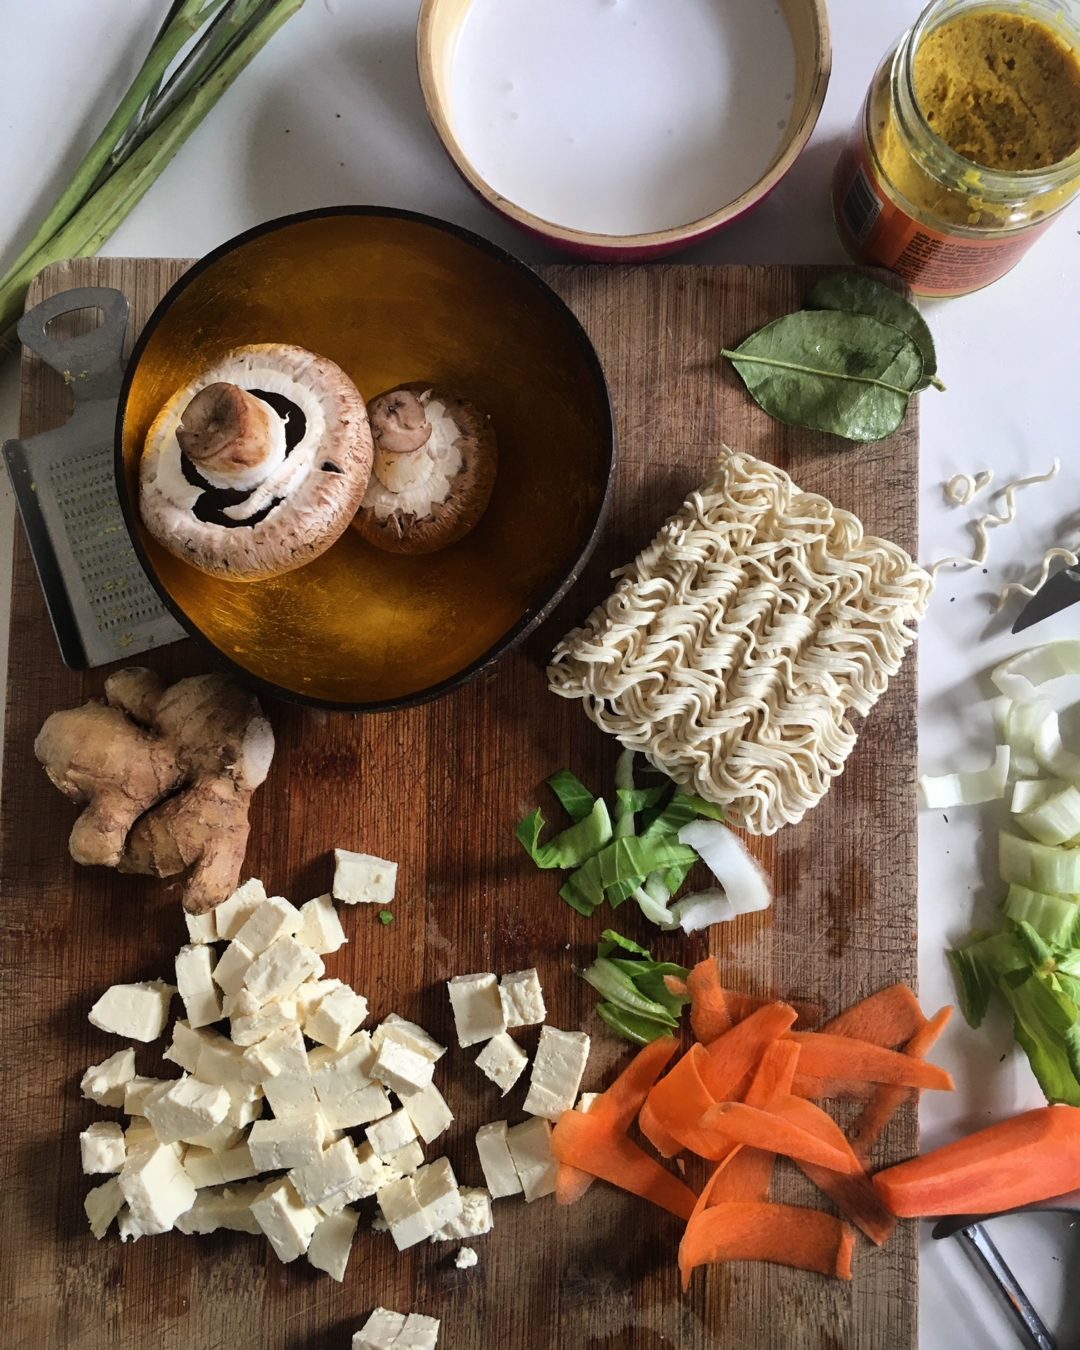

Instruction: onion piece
[675,820,772,925]
[1032,709,1080,782]
[992,642,1080,702]
[919,746,1010,809]
[1017,783,1080,847]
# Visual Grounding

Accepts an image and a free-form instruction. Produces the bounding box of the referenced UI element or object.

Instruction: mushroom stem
[176,382,286,491]
[370,388,435,493]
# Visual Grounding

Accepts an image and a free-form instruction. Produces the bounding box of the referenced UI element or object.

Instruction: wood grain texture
[0,256,921,1350]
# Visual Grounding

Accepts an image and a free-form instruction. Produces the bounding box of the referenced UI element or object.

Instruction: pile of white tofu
[353,1308,439,1350]
[76,847,595,1302]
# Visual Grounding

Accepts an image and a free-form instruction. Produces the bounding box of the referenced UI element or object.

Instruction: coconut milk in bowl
[418,0,831,258]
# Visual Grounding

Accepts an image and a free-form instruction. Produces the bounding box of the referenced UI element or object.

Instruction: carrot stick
[556,1037,679,1206]
[699,1101,862,1175]
[821,984,927,1048]
[709,1039,801,1203]
[701,1001,799,1100]
[792,1073,879,1102]
[640,1044,720,1159]
[686,959,735,1042]
[850,1006,953,1161]
[873,1105,1080,1218]
[551,1109,699,1220]
[787,1032,954,1091]
[793,1164,897,1246]
[679,1201,855,1291]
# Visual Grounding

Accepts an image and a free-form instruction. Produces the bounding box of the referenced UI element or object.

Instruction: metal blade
[1012,565,1080,634]
[950,1222,1057,1350]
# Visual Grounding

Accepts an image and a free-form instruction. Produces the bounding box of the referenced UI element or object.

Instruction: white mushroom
[354,383,497,555]
[139,344,372,580]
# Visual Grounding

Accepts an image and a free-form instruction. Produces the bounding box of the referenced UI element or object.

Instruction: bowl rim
[416,0,832,251]
[114,204,617,714]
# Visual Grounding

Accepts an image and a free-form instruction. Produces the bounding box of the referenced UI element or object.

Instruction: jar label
[833,138,1054,297]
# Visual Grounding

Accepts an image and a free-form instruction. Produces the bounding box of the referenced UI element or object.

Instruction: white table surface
[1,1,1078,1344]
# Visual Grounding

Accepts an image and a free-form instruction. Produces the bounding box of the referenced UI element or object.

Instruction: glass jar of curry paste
[833,0,1080,296]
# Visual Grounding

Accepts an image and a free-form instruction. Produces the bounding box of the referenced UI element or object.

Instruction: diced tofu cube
[80,1048,136,1107]
[195,1027,260,1086]
[290,1137,364,1207]
[251,1177,319,1263]
[383,1139,425,1176]
[235,895,303,954]
[183,1141,258,1188]
[212,940,256,996]
[163,1019,209,1074]
[365,1108,418,1160]
[183,1120,243,1152]
[230,1000,300,1047]
[244,936,323,1003]
[506,1117,557,1201]
[298,894,348,955]
[145,1077,230,1145]
[475,1032,528,1095]
[175,944,223,1029]
[474,1121,522,1199]
[395,1313,441,1349]
[523,1026,591,1121]
[333,848,397,905]
[400,1082,453,1145]
[321,1085,394,1131]
[336,1141,403,1203]
[376,1175,432,1251]
[213,878,266,939]
[246,1024,318,1119]
[307,1207,359,1282]
[455,1246,478,1269]
[119,1141,197,1235]
[221,988,261,1019]
[124,1118,158,1152]
[184,909,218,944]
[372,1014,446,1063]
[175,1181,264,1235]
[117,1207,144,1243]
[370,1039,434,1097]
[223,1080,264,1128]
[413,1157,462,1231]
[308,1032,376,1098]
[499,969,546,1028]
[80,1122,126,1174]
[306,985,369,1050]
[248,1113,327,1171]
[295,978,344,1020]
[447,974,505,1047]
[88,980,174,1042]
[124,1076,170,1116]
[430,1187,493,1241]
[352,1309,407,1350]
[85,1177,125,1239]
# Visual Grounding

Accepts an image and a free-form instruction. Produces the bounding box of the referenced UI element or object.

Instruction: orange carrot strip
[551,1109,698,1220]
[641,1044,721,1159]
[874,1105,1080,1218]
[787,1032,954,1091]
[556,1037,680,1206]
[701,1001,799,1100]
[794,1164,898,1246]
[710,1039,801,1203]
[699,1101,862,1175]
[851,1006,954,1161]
[792,1073,879,1103]
[821,983,927,1048]
[687,959,735,1042]
[679,1201,855,1291]
[664,973,689,999]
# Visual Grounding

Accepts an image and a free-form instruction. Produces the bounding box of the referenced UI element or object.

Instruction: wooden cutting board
[0,256,921,1350]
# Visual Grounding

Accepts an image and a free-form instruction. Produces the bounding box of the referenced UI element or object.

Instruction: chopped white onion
[992,642,1080,702]
[676,821,772,923]
[919,746,1010,809]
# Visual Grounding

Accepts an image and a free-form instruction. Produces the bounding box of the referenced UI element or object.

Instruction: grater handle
[16,287,129,400]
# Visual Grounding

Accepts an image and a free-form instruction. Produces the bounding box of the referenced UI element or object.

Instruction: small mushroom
[353,383,497,555]
[139,344,373,580]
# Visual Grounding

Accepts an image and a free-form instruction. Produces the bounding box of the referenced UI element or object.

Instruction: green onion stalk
[0,0,305,352]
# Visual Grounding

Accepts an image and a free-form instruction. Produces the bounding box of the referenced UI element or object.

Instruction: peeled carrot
[551,1109,699,1220]
[663,973,689,999]
[700,1101,862,1175]
[701,1001,799,1100]
[788,1032,954,1091]
[556,1037,679,1206]
[792,1073,878,1102]
[874,1105,1080,1218]
[686,959,735,1042]
[640,1043,720,1159]
[679,1201,855,1290]
[822,984,927,1048]
[708,1039,801,1203]
[793,1164,897,1247]
[850,1006,953,1162]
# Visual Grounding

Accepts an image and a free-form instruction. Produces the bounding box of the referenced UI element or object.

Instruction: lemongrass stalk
[0,0,304,350]
[2,0,221,284]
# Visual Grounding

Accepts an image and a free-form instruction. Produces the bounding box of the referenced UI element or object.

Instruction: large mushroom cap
[353,383,497,555]
[139,344,373,580]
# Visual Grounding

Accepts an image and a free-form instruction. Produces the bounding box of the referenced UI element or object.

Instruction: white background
[1,1,1078,1344]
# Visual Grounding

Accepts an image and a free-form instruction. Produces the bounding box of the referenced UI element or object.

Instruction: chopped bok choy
[579,929,690,1044]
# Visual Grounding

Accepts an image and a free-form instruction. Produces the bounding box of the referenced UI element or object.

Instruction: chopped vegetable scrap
[579,929,689,1044]
[516,751,749,927]
[548,961,954,1288]
[926,640,1080,1104]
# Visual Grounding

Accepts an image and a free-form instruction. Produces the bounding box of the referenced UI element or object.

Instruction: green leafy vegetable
[378,911,393,926]
[595,1003,677,1046]
[807,270,943,392]
[721,310,924,443]
[516,798,612,870]
[1002,886,1080,947]
[546,769,596,825]
[580,930,690,1044]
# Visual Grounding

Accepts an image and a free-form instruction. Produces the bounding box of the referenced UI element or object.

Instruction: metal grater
[2,286,185,668]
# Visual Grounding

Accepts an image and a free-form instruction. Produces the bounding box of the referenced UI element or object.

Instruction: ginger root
[35,668,274,914]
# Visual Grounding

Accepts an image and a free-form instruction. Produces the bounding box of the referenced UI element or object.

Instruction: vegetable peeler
[931,1189,1080,1349]
[1,287,185,668]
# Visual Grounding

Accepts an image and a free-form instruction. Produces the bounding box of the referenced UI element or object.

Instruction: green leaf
[721,310,924,443]
[642,793,724,841]
[807,270,942,391]
[598,929,653,959]
[948,931,1027,1027]
[580,958,679,1025]
[516,798,612,870]
[546,769,596,824]
[377,910,393,926]
[1002,885,1080,948]
[595,1002,677,1045]
[1000,970,1080,1105]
